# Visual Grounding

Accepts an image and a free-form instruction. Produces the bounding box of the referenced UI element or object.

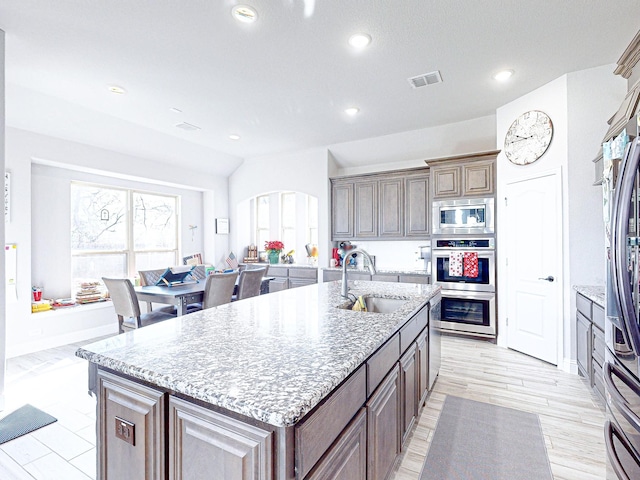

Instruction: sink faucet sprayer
[341,248,376,298]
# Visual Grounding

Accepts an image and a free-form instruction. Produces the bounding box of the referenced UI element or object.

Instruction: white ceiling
[1,1,639,177]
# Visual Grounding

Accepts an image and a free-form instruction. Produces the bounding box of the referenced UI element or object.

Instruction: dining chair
[233,267,266,301]
[202,272,239,309]
[102,277,176,334]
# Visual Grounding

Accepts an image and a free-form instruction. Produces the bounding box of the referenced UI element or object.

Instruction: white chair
[202,272,239,309]
[102,277,176,334]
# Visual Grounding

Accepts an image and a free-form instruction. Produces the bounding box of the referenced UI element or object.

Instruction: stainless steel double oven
[430,196,496,338]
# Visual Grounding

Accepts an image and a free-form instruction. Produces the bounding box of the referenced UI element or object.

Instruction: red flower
[265,240,284,252]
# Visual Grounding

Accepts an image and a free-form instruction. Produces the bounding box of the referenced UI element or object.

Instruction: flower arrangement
[264,240,284,253]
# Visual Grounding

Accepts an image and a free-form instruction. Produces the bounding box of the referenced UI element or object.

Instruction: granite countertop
[322,267,430,275]
[573,285,605,308]
[76,281,440,428]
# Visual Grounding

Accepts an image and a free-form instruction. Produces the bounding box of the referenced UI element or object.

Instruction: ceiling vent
[175,122,201,132]
[408,70,443,89]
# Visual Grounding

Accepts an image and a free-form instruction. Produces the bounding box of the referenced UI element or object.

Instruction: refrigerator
[606,134,640,479]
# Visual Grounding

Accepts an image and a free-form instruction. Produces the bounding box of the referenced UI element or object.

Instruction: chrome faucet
[341,248,377,297]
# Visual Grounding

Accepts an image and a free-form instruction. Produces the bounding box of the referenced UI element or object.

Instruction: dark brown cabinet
[330,169,429,240]
[355,181,378,238]
[417,327,429,408]
[306,408,367,480]
[399,344,417,447]
[332,182,354,239]
[367,365,400,480]
[405,174,430,237]
[379,178,404,237]
[429,151,497,200]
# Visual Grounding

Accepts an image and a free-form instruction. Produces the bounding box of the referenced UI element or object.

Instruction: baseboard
[562,357,578,375]
[7,324,117,358]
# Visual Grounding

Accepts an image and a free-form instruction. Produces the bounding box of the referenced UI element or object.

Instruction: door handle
[538,276,554,282]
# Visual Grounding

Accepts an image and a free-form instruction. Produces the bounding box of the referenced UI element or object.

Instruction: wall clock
[504,110,553,165]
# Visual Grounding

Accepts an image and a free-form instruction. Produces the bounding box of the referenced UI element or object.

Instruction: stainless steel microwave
[432,198,495,235]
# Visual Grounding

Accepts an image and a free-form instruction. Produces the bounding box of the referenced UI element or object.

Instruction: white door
[505,171,561,365]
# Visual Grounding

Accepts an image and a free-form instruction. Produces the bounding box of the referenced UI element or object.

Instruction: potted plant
[264,240,284,264]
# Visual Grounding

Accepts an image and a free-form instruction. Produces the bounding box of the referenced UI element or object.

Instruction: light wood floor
[392,335,606,480]
[0,335,605,480]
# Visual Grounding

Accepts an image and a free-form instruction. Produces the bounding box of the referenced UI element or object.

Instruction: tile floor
[0,335,607,479]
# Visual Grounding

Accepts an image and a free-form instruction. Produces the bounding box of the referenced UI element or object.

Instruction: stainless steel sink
[339,296,408,313]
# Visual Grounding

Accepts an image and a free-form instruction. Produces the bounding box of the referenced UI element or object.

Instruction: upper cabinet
[331,170,429,240]
[429,152,497,200]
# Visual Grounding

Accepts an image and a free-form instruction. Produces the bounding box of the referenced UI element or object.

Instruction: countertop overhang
[76,281,440,427]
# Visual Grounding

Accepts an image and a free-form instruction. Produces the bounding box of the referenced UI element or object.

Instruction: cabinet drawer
[323,270,342,282]
[592,359,605,402]
[592,326,605,367]
[295,365,366,479]
[400,306,428,354]
[371,274,399,282]
[289,278,315,289]
[399,274,430,284]
[289,268,317,279]
[576,293,592,319]
[367,333,400,397]
[348,272,372,281]
[268,266,288,278]
[592,303,605,331]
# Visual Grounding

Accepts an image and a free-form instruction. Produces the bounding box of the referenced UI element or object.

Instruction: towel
[463,252,479,278]
[449,252,464,277]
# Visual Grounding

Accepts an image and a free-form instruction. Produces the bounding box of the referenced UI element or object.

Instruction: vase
[268,251,280,264]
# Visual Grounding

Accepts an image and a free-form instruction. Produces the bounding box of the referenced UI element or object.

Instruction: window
[252,191,318,260]
[256,194,270,251]
[281,192,296,252]
[70,182,178,287]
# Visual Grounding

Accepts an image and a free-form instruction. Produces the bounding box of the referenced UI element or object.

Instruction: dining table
[134,276,276,316]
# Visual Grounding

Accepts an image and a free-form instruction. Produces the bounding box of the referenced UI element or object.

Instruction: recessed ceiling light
[345,107,359,116]
[493,69,514,82]
[175,122,201,132]
[169,107,182,114]
[107,85,126,94]
[232,5,258,23]
[229,134,241,140]
[348,33,371,49]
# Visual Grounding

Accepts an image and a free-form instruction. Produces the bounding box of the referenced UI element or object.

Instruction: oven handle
[604,361,640,434]
[605,420,638,480]
[441,290,495,301]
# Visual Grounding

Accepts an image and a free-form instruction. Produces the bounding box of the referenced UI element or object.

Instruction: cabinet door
[463,161,494,196]
[417,328,429,409]
[332,182,354,239]
[405,174,430,236]
[306,409,367,480]
[379,178,404,237]
[367,365,400,480]
[576,311,592,381]
[399,344,417,447]
[354,181,378,237]
[269,277,288,293]
[289,278,315,289]
[97,370,166,480]
[169,396,273,480]
[432,166,461,198]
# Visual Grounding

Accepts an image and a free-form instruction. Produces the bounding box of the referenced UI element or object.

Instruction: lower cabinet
[399,344,417,447]
[576,311,591,380]
[306,408,367,480]
[169,396,273,480]
[416,327,429,408]
[575,291,606,406]
[97,370,166,480]
[367,365,400,480]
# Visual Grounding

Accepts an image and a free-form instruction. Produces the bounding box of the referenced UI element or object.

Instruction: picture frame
[216,218,229,234]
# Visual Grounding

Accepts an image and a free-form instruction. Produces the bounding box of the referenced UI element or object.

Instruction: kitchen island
[76,280,441,480]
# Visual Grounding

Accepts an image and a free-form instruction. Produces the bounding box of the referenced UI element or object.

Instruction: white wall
[0,29,6,409]
[5,127,230,357]
[495,64,627,371]
[229,147,331,267]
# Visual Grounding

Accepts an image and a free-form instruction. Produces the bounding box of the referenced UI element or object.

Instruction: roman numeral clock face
[504,110,553,165]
